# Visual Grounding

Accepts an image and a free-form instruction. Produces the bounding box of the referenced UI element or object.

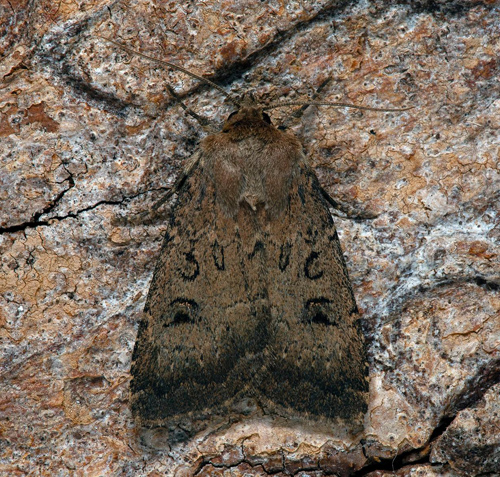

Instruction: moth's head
[222,92,273,132]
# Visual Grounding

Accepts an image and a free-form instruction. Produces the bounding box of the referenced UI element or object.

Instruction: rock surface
[430,383,500,475]
[1,0,499,475]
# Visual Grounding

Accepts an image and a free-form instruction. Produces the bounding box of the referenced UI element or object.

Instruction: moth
[102,38,408,442]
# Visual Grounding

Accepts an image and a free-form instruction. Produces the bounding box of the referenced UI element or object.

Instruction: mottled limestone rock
[365,464,462,477]
[430,383,500,475]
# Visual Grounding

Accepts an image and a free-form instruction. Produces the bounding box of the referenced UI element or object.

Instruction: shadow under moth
[104,39,408,443]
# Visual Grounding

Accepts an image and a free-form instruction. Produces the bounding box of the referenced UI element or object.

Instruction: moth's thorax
[201,107,304,220]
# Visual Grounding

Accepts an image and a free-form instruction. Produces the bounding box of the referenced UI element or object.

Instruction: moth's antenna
[98,36,240,108]
[165,84,212,129]
[265,101,413,112]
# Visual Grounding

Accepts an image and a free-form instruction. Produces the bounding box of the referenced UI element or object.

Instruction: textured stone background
[1,0,499,475]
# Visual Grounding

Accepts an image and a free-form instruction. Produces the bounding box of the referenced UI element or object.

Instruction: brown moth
[103,38,406,443]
